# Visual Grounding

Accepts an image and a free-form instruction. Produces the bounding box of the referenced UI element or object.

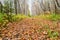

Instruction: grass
[0,13,60,22]
[47,29,59,39]
[44,25,59,39]
[12,14,30,22]
[34,13,60,21]
[43,24,59,39]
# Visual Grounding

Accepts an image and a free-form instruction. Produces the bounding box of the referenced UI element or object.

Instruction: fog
[0,0,60,15]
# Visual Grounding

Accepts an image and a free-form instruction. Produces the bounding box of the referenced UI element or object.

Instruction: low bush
[0,13,30,30]
[47,14,60,21]
[0,13,8,30]
[12,14,29,22]
[35,14,60,21]
[47,29,59,39]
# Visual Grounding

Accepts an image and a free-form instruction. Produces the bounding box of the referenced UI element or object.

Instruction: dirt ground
[0,18,60,40]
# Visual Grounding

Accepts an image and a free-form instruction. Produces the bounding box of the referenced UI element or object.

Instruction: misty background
[0,0,60,15]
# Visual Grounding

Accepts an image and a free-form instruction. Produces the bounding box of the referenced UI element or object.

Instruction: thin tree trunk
[14,0,17,14]
[17,0,20,13]
[0,2,3,13]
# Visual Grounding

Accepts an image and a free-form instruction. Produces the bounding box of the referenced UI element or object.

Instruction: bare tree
[17,0,20,13]
[31,0,60,15]
[19,0,29,15]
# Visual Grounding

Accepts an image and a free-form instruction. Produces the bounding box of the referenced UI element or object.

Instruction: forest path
[1,18,60,40]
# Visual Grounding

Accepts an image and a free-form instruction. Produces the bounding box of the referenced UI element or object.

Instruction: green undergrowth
[0,13,60,31]
[34,14,60,21]
[12,14,30,22]
[0,13,30,30]
[44,25,59,39]
[0,13,60,39]
[37,24,59,39]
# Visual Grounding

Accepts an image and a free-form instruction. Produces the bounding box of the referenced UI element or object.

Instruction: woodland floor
[0,18,60,40]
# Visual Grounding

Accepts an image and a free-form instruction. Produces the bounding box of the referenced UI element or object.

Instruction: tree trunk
[14,0,17,14]
[0,2,3,13]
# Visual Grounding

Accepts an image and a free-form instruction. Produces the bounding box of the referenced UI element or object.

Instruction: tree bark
[0,2,3,13]
[14,0,17,14]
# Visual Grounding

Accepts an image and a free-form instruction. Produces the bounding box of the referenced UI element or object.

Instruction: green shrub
[35,14,60,21]
[0,13,29,30]
[47,14,60,21]
[12,14,29,22]
[5,13,15,22]
[47,29,59,38]
[0,13,8,30]
[0,13,5,22]
[0,13,30,23]
[43,25,59,39]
